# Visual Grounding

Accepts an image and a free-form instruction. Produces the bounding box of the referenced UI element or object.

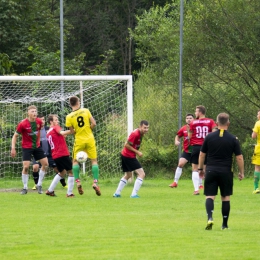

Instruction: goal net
[0,75,133,190]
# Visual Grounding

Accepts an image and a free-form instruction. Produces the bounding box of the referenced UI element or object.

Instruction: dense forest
[1,0,259,175]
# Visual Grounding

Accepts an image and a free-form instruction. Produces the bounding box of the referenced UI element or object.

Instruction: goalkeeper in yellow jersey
[65,96,101,196]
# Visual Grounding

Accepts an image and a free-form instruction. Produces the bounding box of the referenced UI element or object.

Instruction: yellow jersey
[253,120,260,146]
[65,108,94,142]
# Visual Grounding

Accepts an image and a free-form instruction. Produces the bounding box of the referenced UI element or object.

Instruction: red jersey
[121,129,142,158]
[46,125,70,159]
[16,118,42,149]
[177,125,190,153]
[189,118,216,146]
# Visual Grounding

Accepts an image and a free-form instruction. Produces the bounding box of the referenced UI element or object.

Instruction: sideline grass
[0,178,259,260]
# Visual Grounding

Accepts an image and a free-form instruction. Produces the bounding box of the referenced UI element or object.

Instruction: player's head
[216,113,230,127]
[195,105,206,119]
[185,113,194,124]
[38,113,45,125]
[139,120,149,135]
[69,96,80,107]
[47,114,59,126]
[27,105,37,120]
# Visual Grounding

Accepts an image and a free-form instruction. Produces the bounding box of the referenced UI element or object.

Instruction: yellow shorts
[252,145,260,165]
[72,138,97,160]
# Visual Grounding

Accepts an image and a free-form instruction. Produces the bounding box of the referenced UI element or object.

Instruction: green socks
[92,164,99,182]
[254,171,260,190]
[73,164,80,180]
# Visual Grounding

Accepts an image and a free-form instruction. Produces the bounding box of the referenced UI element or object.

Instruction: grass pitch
[0,178,259,260]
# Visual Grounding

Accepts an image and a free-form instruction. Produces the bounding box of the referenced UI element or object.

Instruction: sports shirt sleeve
[233,137,242,156]
[177,126,184,138]
[200,136,208,153]
[16,121,23,134]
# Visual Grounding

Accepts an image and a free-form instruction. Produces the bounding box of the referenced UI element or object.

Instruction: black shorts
[121,154,142,172]
[54,156,72,173]
[32,156,56,168]
[23,147,46,161]
[204,170,233,197]
[190,145,207,165]
[180,151,191,162]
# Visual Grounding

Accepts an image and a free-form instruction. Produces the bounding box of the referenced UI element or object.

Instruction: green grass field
[0,178,259,260]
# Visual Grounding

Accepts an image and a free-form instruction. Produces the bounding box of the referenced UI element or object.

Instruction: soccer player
[251,109,260,194]
[113,120,149,198]
[31,114,67,190]
[169,113,203,188]
[198,113,244,230]
[45,114,75,197]
[65,96,101,196]
[11,105,48,195]
[188,105,216,195]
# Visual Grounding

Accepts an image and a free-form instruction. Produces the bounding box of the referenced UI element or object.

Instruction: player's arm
[175,135,181,146]
[125,142,143,157]
[59,129,74,136]
[11,132,19,158]
[90,116,96,130]
[252,131,257,139]
[236,154,244,180]
[198,151,206,178]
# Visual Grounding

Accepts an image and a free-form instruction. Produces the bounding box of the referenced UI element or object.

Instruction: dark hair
[47,114,58,124]
[38,113,44,118]
[140,120,149,126]
[186,113,194,118]
[216,113,229,126]
[196,105,206,115]
[69,96,80,107]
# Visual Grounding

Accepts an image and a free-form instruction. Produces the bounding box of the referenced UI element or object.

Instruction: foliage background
[1,0,259,177]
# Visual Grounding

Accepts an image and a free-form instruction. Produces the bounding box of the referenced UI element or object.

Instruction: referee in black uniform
[198,113,244,230]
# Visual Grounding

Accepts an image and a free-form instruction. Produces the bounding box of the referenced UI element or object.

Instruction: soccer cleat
[77,185,84,195]
[130,194,140,198]
[113,193,121,198]
[66,194,75,198]
[252,188,260,194]
[221,226,229,230]
[32,185,37,190]
[45,190,56,197]
[20,189,28,195]
[37,185,43,194]
[199,185,204,189]
[63,185,68,189]
[193,191,200,195]
[169,182,178,188]
[205,219,214,230]
[92,183,101,196]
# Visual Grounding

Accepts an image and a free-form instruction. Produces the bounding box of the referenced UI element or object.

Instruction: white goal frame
[0,75,133,189]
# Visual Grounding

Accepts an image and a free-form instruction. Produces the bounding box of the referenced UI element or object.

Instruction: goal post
[0,75,133,190]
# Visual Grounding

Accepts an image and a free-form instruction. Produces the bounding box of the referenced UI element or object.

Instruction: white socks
[48,174,62,192]
[131,178,143,196]
[22,173,29,189]
[37,169,45,186]
[67,176,75,195]
[174,167,183,183]
[115,178,127,195]
[192,171,199,191]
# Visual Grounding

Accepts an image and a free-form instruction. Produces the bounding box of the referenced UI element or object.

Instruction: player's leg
[191,146,200,195]
[20,148,33,195]
[50,157,67,188]
[46,169,66,196]
[72,143,84,195]
[169,152,189,187]
[219,171,233,229]
[32,158,39,190]
[204,171,218,230]
[130,167,145,198]
[66,169,75,197]
[113,155,132,197]
[253,164,260,193]
[21,160,31,194]
[34,147,49,194]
